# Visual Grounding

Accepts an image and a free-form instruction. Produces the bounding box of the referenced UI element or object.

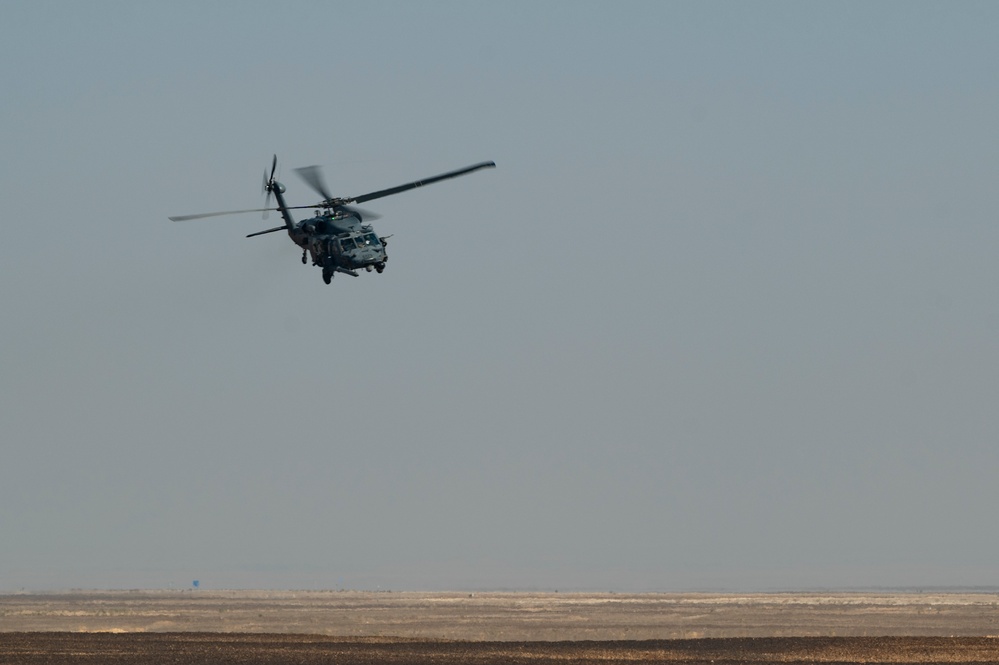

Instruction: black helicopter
[170,156,496,284]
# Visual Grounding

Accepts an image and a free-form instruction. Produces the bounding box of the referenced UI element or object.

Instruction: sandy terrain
[3,591,999,663]
[4,590,999,639]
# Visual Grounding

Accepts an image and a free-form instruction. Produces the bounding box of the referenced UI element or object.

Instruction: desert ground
[3,590,999,663]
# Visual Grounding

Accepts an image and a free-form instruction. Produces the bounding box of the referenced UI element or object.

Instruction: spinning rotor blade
[262,154,278,219]
[349,161,496,204]
[170,204,318,222]
[341,205,382,222]
[169,207,283,222]
[262,172,271,220]
[294,164,333,202]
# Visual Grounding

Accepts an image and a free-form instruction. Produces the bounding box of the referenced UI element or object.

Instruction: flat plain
[3,590,999,663]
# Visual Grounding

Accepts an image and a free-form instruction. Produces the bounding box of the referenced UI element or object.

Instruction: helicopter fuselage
[290,214,388,276]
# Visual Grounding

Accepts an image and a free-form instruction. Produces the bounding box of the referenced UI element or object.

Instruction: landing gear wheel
[322,267,333,284]
[375,263,385,274]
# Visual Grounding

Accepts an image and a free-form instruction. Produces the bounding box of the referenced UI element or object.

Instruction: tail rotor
[262,154,278,219]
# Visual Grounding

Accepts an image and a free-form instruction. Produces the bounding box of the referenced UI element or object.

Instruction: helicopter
[169,156,496,284]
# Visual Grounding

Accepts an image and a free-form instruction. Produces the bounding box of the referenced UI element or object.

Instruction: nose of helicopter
[361,247,385,263]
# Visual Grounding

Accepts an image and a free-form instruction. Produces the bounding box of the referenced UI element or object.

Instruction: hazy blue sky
[3,1,999,592]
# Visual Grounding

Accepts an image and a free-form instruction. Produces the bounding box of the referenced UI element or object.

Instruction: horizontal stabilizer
[246,225,287,238]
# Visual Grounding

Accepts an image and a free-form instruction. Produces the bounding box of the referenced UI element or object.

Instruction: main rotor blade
[169,207,282,222]
[169,204,317,222]
[348,161,496,205]
[294,165,333,201]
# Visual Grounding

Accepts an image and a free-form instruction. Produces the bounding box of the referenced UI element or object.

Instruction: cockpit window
[340,237,357,251]
[364,233,381,246]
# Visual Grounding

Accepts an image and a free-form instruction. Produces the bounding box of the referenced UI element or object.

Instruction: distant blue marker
[192,580,199,589]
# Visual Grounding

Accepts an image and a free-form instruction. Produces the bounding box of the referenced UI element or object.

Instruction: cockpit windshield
[339,233,380,252]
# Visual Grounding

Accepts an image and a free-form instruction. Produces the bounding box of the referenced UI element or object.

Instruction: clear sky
[2,1,999,592]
